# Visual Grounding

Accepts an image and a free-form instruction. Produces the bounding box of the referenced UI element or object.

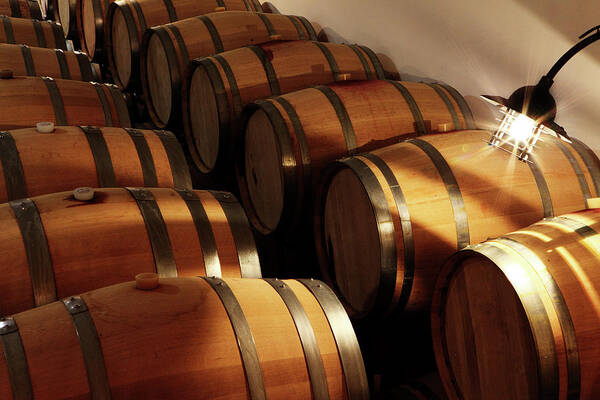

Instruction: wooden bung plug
[136,273,159,290]
[337,73,351,81]
[269,34,283,41]
[73,187,94,201]
[214,6,225,11]
[0,69,13,79]
[438,123,454,132]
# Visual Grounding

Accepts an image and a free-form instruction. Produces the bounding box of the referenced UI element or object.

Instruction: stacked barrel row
[0,1,374,399]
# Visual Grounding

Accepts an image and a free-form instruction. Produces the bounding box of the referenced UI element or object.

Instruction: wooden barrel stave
[183,40,386,179]
[0,76,130,130]
[0,0,42,19]
[0,277,368,399]
[0,187,260,315]
[140,11,318,128]
[238,80,475,235]
[315,130,600,318]
[105,0,262,90]
[0,43,98,81]
[432,209,600,399]
[0,126,191,203]
[0,15,66,49]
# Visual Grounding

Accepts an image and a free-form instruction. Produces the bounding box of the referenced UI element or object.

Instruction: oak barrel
[0,187,260,315]
[432,208,600,399]
[0,0,42,19]
[0,126,192,203]
[0,43,99,81]
[0,76,130,130]
[238,80,476,235]
[0,15,66,49]
[183,40,386,178]
[105,0,262,90]
[0,276,368,399]
[141,10,318,128]
[315,129,600,318]
[52,0,77,40]
[75,0,115,61]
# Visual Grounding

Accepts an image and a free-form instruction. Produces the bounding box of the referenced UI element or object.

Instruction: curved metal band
[19,44,35,76]
[527,155,554,218]
[1,16,16,44]
[569,137,600,196]
[476,243,559,399]
[210,191,261,278]
[296,16,317,40]
[107,85,131,127]
[54,49,71,80]
[125,128,158,186]
[298,279,369,400]
[408,138,470,249]
[286,15,306,40]
[272,96,312,209]
[197,15,223,53]
[129,0,147,36]
[153,27,181,113]
[75,52,94,82]
[252,100,297,230]
[265,279,329,400]
[91,0,105,56]
[0,317,33,400]
[314,86,357,153]
[355,45,385,79]
[50,21,66,50]
[257,13,276,36]
[428,83,461,130]
[31,19,45,47]
[166,23,189,71]
[0,131,27,201]
[361,153,415,314]
[175,188,221,277]
[153,129,191,189]
[241,0,252,11]
[247,45,280,96]
[9,0,21,17]
[161,0,177,22]
[348,45,373,80]
[79,126,117,187]
[388,81,427,135]
[552,137,591,204]
[10,198,57,306]
[496,235,580,399]
[63,297,112,399]
[341,158,397,314]
[191,59,230,161]
[313,42,341,81]
[215,0,225,7]
[126,187,177,277]
[213,54,242,116]
[436,83,475,129]
[27,0,41,19]
[91,82,113,126]
[202,277,266,400]
[41,76,67,126]
[249,0,261,11]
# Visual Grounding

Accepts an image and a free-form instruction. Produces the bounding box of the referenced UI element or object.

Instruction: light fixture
[483,24,600,161]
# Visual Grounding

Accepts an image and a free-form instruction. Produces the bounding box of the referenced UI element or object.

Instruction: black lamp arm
[538,26,600,90]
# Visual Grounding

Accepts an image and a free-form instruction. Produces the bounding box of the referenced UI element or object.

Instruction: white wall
[269,0,600,151]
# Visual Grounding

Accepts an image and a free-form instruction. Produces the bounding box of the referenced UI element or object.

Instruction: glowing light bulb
[507,113,536,143]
